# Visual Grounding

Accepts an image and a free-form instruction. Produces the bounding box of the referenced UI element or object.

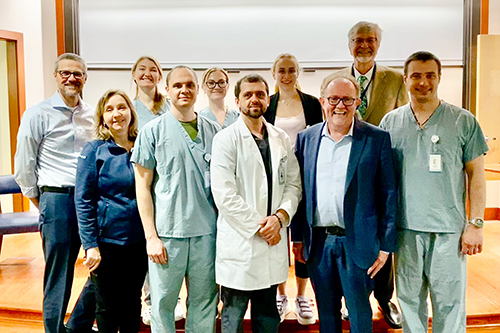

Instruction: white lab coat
[211,116,302,291]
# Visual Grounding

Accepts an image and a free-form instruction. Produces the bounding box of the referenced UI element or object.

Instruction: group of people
[13,20,487,333]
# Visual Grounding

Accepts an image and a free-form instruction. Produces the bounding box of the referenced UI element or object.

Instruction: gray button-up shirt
[14,92,94,198]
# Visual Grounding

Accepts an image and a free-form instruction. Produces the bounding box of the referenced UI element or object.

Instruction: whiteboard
[80,0,463,69]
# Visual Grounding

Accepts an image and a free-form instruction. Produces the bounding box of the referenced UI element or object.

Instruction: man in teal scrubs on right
[380,51,488,333]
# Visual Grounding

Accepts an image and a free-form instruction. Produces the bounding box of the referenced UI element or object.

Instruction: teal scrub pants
[149,234,218,333]
[396,229,466,333]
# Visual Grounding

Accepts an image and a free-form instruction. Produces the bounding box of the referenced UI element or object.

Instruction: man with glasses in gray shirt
[15,53,94,333]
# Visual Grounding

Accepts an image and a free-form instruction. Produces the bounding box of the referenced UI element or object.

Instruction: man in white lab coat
[211,74,302,333]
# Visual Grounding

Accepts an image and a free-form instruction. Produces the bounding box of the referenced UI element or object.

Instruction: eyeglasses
[57,70,85,79]
[326,97,356,106]
[206,80,228,89]
[351,38,378,45]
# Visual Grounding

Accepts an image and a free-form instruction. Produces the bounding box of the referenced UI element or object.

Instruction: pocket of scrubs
[278,156,287,185]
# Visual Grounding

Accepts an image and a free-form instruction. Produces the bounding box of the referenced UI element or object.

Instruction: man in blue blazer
[291,75,397,333]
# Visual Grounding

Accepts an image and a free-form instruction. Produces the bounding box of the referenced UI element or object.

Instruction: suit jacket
[265,90,323,126]
[333,64,408,125]
[211,116,302,290]
[291,119,397,269]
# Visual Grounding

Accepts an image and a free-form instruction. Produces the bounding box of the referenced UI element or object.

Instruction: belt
[315,226,346,236]
[40,186,75,194]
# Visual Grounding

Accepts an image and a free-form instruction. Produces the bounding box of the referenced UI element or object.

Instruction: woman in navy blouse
[75,89,147,333]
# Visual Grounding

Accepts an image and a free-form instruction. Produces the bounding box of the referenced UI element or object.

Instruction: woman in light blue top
[131,56,182,324]
[131,56,171,130]
[199,67,239,128]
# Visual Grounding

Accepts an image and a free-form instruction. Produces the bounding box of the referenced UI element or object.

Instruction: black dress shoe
[379,301,402,329]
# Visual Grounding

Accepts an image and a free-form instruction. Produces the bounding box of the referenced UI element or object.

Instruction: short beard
[245,107,264,119]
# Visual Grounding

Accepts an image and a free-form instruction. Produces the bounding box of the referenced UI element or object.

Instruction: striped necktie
[357,75,368,118]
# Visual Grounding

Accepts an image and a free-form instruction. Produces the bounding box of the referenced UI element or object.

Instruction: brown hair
[94,89,138,141]
[404,51,442,76]
[132,56,166,114]
[234,74,269,98]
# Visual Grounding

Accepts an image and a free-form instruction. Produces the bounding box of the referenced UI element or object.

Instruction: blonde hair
[202,67,229,87]
[271,53,302,93]
[94,89,138,141]
[132,56,166,114]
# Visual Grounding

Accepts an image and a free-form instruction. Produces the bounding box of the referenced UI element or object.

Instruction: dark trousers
[91,241,148,333]
[307,231,374,333]
[294,260,309,279]
[66,278,96,332]
[39,191,82,333]
[221,285,280,333]
[374,254,394,305]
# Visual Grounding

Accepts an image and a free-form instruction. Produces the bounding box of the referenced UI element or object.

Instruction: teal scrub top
[131,112,221,238]
[133,98,170,130]
[380,102,488,233]
[199,107,239,128]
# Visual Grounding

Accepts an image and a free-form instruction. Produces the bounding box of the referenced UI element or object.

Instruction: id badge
[278,156,287,185]
[429,154,442,172]
[204,171,211,188]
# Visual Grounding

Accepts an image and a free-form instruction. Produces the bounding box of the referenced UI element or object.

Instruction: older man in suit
[328,21,407,328]
[291,74,397,333]
[332,21,408,126]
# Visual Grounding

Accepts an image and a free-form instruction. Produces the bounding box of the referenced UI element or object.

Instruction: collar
[51,91,81,112]
[321,118,354,140]
[352,64,375,83]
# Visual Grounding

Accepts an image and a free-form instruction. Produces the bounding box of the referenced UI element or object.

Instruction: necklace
[279,92,299,106]
[412,109,435,129]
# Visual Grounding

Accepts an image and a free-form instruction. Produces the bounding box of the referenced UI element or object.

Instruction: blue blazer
[291,119,397,269]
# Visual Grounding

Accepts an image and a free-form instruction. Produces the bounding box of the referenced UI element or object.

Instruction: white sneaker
[276,295,291,323]
[294,296,315,325]
[175,297,185,321]
[142,305,152,325]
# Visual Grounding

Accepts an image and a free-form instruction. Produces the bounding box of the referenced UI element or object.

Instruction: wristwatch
[468,217,485,228]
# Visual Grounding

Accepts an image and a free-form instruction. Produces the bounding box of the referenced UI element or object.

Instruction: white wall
[489,0,500,34]
[0,0,45,109]
[41,0,58,98]
[80,0,463,69]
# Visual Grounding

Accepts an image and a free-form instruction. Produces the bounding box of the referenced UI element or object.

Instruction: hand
[147,237,168,264]
[367,251,389,279]
[30,197,40,210]
[84,247,101,272]
[266,233,282,246]
[258,215,281,243]
[461,224,483,255]
[292,243,306,264]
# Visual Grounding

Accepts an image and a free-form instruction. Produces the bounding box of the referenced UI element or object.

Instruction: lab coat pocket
[216,222,252,264]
